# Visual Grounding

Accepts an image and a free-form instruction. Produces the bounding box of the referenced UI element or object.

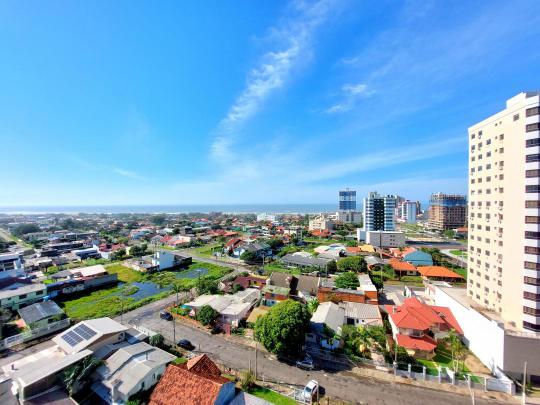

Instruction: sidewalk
[169,315,516,403]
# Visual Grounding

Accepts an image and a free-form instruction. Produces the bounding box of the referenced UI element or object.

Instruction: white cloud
[325,82,373,114]
[211,0,339,160]
[113,168,147,181]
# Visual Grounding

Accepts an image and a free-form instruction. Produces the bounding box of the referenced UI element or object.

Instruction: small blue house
[403,249,433,266]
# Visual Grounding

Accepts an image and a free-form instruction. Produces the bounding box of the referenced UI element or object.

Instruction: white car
[296,354,315,370]
[301,380,319,401]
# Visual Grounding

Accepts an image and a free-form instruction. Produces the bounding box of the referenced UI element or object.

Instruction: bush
[197,305,219,326]
[334,271,360,289]
[337,256,367,272]
[254,300,310,356]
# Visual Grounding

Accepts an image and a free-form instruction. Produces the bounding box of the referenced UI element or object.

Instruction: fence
[306,345,515,395]
[0,318,70,351]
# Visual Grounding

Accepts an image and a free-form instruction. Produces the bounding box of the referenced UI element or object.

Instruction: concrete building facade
[428,193,467,231]
[339,188,356,211]
[467,92,540,333]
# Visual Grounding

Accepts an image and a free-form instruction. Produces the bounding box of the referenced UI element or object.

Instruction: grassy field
[449,250,467,257]
[59,286,171,321]
[249,386,297,405]
[106,264,144,283]
[192,244,220,258]
[60,261,232,321]
[262,262,301,276]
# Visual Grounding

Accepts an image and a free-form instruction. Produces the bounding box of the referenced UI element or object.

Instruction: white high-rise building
[468,91,540,332]
[363,191,397,231]
[400,201,418,224]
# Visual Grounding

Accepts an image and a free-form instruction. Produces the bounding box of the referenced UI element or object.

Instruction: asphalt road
[121,298,511,405]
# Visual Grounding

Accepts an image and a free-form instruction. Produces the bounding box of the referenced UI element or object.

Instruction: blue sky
[1,0,540,206]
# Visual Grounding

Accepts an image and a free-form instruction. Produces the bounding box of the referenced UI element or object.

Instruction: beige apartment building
[468,91,540,332]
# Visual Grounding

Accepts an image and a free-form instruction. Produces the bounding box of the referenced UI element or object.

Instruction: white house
[92,342,175,404]
[0,252,25,279]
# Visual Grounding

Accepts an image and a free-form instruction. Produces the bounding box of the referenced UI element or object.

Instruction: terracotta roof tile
[417,266,463,279]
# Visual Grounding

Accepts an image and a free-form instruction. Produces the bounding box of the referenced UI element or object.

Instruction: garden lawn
[249,386,297,405]
[106,264,144,283]
[449,250,467,257]
[417,347,470,375]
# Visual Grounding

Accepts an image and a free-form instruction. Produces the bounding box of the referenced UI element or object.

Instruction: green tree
[337,256,367,273]
[196,278,218,295]
[61,356,102,395]
[197,305,219,326]
[240,250,260,263]
[444,329,465,372]
[110,248,127,261]
[334,271,360,289]
[266,238,284,252]
[11,223,40,237]
[254,300,310,356]
[150,214,167,226]
[307,298,319,315]
[326,260,338,273]
[149,333,164,348]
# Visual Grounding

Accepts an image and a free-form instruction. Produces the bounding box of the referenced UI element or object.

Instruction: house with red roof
[149,354,270,405]
[384,297,463,358]
[417,266,464,282]
[388,258,419,277]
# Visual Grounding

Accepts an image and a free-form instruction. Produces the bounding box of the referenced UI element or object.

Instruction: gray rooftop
[0,283,46,300]
[18,301,64,325]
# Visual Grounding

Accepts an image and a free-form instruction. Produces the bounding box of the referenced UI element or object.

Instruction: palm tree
[150,333,164,348]
[171,282,182,307]
[61,356,102,395]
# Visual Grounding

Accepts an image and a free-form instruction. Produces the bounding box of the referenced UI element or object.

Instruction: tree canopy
[334,271,360,289]
[337,256,367,272]
[240,250,260,263]
[11,223,40,236]
[197,305,219,326]
[254,300,311,356]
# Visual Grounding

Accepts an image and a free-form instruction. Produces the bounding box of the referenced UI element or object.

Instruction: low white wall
[433,287,505,373]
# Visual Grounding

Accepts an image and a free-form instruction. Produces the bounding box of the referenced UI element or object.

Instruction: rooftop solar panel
[73,323,97,340]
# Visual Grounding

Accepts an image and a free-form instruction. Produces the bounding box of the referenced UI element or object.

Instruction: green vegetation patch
[249,386,297,405]
[106,264,144,283]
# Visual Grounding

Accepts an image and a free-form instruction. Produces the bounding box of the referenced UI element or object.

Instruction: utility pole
[522,361,527,405]
[173,319,176,343]
[254,341,258,380]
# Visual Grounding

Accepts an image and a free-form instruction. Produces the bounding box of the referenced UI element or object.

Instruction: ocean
[0,204,338,215]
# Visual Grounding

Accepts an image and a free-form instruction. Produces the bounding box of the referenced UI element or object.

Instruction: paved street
[120,297,511,405]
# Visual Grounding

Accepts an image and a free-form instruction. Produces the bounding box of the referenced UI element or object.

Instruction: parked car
[160,311,173,321]
[301,380,319,401]
[296,354,315,370]
[177,339,195,350]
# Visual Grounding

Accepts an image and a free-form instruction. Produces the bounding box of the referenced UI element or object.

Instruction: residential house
[149,354,269,405]
[384,297,463,358]
[223,238,243,255]
[416,266,464,282]
[232,242,271,259]
[127,251,191,273]
[17,301,65,329]
[185,289,260,327]
[317,274,378,305]
[314,244,346,259]
[46,264,118,298]
[311,301,383,335]
[0,282,47,310]
[0,253,25,279]
[390,247,433,266]
[264,272,320,303]
[2,317,128,402]
[219,274,267,293]
[388,258,419,278]
[91,342,175,404]
[280,252,333,271]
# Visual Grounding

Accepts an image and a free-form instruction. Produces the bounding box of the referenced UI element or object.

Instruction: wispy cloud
[325,82,374,114]
[113,168,147,181]
[211,0,339,160]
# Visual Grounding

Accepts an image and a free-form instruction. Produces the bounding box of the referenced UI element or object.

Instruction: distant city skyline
[1,1,539,206]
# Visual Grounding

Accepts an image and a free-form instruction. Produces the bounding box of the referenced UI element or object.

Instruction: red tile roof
[417,266,464,279]
[396,334,437,351]
[388,258,417,272]
[387,297,463,334]
[149,356,231,405]
[389,247,417,258]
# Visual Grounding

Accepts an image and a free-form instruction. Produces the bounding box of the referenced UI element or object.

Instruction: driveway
[123,304,512,405]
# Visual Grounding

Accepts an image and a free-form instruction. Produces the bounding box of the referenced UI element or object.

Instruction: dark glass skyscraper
[339,189,356,211]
